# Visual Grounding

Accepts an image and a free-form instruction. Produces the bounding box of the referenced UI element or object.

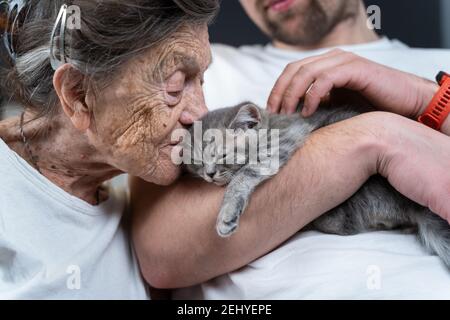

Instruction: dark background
[209,0,443,48]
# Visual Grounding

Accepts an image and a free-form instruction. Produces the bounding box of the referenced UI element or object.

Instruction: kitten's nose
[206,171,215,179]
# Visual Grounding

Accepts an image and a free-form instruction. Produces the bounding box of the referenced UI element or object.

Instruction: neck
[0,112,122,205]
[273,5,380,51]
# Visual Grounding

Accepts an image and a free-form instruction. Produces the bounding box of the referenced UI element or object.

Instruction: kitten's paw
[216,202,242,237]
[216,219,238,238]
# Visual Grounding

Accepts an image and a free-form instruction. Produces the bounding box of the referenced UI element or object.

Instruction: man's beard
[262,0,358,47]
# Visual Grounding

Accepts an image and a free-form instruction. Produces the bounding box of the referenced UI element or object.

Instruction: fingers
[302,75,335,117]
[302,63,364,117]
[281,52,355,114]
[268,49,367,116]
[267,49,344,114]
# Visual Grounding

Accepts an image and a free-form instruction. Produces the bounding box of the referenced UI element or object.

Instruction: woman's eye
[165,71,185,104]
[167,89,183,99]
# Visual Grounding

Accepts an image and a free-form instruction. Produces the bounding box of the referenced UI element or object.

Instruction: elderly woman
[0,0,217,299]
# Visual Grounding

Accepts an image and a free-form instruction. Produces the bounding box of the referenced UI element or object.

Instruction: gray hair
[1,0,219,118]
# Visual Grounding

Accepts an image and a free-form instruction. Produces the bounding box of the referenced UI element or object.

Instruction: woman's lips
[167,138,184,158]
[169,136,183,146]
[265,0,295,13]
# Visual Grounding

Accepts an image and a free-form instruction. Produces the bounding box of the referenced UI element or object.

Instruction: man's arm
[443,115,450,137]
[268,49,450,136]
[132,111,450,290]
[131,114,380,289]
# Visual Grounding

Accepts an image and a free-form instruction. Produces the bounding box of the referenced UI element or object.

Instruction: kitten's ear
[229,103,262,131]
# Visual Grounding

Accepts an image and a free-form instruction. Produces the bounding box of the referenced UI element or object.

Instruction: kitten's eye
[165,71,185,106]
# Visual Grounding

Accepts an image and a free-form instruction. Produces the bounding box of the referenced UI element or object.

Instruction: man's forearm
[442,117,450,136]
[131,114,382,289]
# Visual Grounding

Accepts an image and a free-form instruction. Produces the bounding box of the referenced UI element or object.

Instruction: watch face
[436,71,450,85]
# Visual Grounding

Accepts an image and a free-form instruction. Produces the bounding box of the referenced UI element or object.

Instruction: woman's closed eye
[165,71,186,105]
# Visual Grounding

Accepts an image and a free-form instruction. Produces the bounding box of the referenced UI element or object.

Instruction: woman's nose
[180,109,207,125]
[180,98,208,126]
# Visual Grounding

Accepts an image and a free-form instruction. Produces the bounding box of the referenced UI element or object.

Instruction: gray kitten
[183,102,450,268]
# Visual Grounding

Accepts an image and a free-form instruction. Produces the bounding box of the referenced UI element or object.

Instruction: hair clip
[50,4,68,70]
[0,0,28,66]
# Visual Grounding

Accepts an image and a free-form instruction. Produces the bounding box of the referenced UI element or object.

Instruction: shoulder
[393,48,450,80]
[209,43,270,73]
[211,43,267,59]
[205,44,271,109]
[355,40,450,80]
[401,47,450,67]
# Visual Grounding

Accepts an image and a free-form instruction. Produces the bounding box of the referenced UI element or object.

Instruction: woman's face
[89,25,211,185]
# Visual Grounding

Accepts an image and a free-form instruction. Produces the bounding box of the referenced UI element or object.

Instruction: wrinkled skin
[0,25,211,204]
[91,25,211,186]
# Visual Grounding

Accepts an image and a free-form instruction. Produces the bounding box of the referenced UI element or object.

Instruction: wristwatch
[418,71,450,131]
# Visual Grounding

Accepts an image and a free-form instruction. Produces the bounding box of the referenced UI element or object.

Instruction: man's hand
[267,49,446,133]
[374,112,450,223]
[267,49,449,220]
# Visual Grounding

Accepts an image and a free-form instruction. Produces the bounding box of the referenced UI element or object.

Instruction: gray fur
[184,102,450,268]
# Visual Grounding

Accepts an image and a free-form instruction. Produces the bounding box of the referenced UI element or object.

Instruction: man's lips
[264,0,295,12]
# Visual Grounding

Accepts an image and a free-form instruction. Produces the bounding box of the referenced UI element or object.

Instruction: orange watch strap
[418,71,450,131]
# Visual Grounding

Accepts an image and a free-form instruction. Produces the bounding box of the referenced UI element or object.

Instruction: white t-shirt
[174,38,450,299]
[0,138,149,299]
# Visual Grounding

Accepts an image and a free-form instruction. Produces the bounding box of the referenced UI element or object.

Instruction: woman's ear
[53,64,91,132]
